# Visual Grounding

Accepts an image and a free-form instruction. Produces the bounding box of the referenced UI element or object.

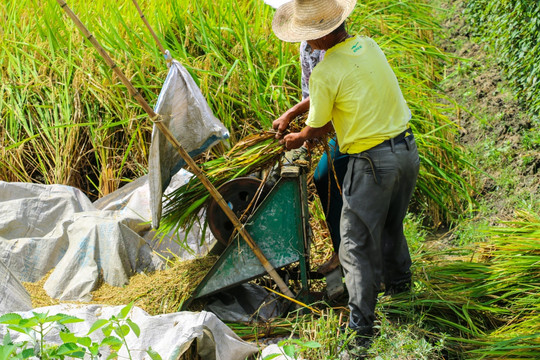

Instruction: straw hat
[272,0,357,42]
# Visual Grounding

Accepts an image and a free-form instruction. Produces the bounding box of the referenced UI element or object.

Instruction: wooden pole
[130,0,166,55]
[56,0,295,299]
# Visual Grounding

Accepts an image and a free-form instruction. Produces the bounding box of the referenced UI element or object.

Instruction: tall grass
[0,0,160,196]
[380,210,540,358]
[1,0,474,224]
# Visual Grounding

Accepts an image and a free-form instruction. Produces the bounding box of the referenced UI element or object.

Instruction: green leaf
[106,352,119,360]
[114,325,130,338]
[21,348,35,359]
[282,344,296,357]
[2,332,12,346]
[7,325,31,336]
[71,351,86,359]
[0,345,17,360]
[31,312,47,321]
[146,347,163,360]
[57,314,85,325]
[262,355,280,360]
[0,313,22,325]
[118,303,134,320]
[101,336,123,351]
[300,341,321,348]
[18,318,38,328]
[59,331,77,344]
[76,336,92,348]
[126,319,140,338]
[102,324,114,337]
[45,314,65,323]
[87,319,109,335]
[89,344,100,356]
[56,342,82,355]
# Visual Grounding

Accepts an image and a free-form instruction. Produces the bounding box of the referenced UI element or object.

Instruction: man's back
[306,36,411,154]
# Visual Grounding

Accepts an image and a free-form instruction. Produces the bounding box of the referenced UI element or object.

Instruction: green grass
[1,0,476,227]
[380,210,540,359]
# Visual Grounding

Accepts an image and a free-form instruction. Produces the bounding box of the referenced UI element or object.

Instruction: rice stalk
[157,129,292,242]
[380,210,540,357]
[3,0,476,224]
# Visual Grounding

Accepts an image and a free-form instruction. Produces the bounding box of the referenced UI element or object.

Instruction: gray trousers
[339,134,420,334]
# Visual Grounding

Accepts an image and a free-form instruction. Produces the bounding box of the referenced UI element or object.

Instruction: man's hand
[272,97,310,139]
[280,132,305,150]
[272,114,290,139]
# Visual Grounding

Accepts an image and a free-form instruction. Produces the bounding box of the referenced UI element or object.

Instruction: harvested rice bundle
[380,210,540,358]
[158,121,304,247]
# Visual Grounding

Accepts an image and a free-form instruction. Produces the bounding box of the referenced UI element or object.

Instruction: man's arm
[280,122,334,150]
[272,97,310,138]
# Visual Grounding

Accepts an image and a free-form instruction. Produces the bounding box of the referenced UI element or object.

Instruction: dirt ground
[437,0,539,221]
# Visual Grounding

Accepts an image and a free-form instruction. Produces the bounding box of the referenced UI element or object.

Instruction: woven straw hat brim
[272,0,357,42]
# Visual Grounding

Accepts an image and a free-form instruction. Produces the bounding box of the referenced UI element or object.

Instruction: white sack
[0,304,259,360]
[0,174,215,304]
[0,182,95,283]
[43,211,161,301]
[0,260,32,313]
[94,170,217,261]
[149,59,229,229]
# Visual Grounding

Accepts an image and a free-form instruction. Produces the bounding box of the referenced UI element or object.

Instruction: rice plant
[1,0,475,224]
[380,210,540,358]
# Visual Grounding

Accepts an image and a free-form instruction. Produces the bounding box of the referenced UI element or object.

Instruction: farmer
[272,39,348,275]
[271,0,420,351]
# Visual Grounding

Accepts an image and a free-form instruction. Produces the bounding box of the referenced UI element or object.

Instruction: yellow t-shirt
[305,36,411,154]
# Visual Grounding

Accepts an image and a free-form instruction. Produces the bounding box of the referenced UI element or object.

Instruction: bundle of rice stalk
[157,122,303,245]
[464,211,540,358]
[467,320,540,359]
[380,210,540,357]
[385,255,509,339]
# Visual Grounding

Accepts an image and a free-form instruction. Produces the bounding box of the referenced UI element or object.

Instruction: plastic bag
[149,60,229,229]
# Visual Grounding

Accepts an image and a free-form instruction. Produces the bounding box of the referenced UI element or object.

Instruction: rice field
[5,0,538,358]
[1,0,474,225]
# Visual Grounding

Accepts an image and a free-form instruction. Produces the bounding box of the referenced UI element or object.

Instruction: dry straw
[24,256,218,315]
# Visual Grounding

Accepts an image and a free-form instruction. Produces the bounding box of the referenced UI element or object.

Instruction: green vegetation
[0,303,153,360]
[465,0,540,122]
[381,211,540,358]
[235,211,539,359]
[1,0,474,225]
[2,0,539,359]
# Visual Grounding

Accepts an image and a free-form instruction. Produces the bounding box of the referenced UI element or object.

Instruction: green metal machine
[186,164,312,304]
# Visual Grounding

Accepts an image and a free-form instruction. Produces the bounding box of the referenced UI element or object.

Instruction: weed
[0,303,160,360]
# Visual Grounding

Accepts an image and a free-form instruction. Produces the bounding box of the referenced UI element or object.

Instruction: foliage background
[1,0,475,226]
[465,0,540,122]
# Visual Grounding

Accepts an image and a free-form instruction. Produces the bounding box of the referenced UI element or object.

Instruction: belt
[370,128,413,152]
[351,128,414,184]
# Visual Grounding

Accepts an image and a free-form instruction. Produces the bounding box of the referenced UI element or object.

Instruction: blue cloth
[313,137,349,251]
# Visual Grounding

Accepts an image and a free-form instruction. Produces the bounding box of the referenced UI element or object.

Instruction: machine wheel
[207,177,270,253]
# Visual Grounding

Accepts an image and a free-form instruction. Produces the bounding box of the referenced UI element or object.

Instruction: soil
[436,0,539,222]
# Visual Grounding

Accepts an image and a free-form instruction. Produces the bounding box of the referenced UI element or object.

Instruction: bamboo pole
[55,0,295,299]
[130,0,166,55]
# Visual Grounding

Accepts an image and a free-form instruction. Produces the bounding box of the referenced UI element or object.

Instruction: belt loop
[390,137,395,153]
[405,136,410,151]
